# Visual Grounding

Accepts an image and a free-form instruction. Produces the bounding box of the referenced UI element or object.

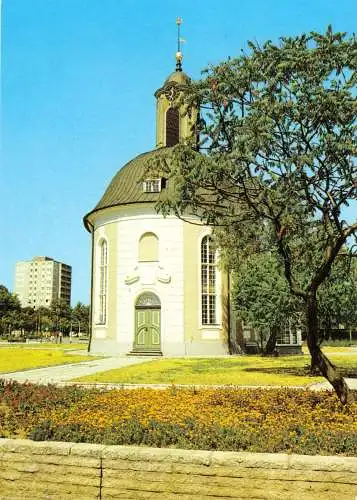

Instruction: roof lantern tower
[154,18,197,149]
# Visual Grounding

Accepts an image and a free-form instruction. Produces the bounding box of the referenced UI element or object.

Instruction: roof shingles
[84,148,171,227]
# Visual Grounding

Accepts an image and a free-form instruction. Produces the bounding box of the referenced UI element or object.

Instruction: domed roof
[83,148,171,229]
[154,70,191,99]
[164,70,190,85]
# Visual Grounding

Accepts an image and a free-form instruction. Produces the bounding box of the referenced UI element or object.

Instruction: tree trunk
[264,327,277,355]
[228,320,241,354]
[306,293,353,405]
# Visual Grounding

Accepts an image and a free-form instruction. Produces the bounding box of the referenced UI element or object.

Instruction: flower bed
[0,380,356,456]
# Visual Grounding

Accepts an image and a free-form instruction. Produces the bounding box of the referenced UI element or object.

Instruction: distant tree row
[0,285,89,339]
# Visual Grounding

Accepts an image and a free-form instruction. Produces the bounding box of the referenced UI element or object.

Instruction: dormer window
[143,179,162,193]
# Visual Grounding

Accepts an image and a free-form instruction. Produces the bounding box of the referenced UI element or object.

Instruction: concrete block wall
[0,439,357,499]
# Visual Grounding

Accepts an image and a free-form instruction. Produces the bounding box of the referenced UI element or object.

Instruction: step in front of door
[128,348,163,357]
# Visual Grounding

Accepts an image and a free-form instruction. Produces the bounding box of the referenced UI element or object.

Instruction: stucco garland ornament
[124,267,140,285]
[124,266,171,285]
[156,267,171,284]
[124,275,140,285]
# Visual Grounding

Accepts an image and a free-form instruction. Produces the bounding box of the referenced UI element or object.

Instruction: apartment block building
[14,257,72,308]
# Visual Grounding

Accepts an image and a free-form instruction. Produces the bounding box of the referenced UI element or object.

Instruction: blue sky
[1,0,356,305]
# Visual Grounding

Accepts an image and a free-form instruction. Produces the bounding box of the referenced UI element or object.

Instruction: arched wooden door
[134,292,161,352]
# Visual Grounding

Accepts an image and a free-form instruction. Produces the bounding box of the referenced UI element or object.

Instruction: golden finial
[176,17,183,71]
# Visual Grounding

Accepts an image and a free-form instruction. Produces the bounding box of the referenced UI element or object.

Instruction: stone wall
[0,439,357,499]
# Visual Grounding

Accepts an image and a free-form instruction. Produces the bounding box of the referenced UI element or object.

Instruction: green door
[134,292,161,352]
[134,308,161,351]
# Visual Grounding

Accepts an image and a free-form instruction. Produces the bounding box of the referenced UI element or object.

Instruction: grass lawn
[73,353,357,386]
[302,344,357,354]
[0,345,92,373]
[0,342,88,350]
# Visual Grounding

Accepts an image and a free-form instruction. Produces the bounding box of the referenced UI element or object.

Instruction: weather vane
[176,17,183,71]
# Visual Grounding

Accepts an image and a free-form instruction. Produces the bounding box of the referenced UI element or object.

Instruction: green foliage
[0,286,21,313]
[0,286,21,336]
[0,285,90,339]
[322,339,357,347]
[0,380,92,438]
[317,258,357,338]
[231,250,357,343]
[50,299,71,334]
[151,27,356,294]
[71,302,90,334]
[232,251,300,333]
[28,418,357,455]
[148,27,356,399]
[2,382,357,456]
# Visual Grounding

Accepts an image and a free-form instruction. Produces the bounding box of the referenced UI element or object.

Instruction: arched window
[201,236,217,325]
[138,233,159,262]
[99,240,107,324]
[166,107,179,146]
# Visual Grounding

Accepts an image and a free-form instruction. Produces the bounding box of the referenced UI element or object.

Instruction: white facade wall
[91,206,185,355]
[118,214,184,353]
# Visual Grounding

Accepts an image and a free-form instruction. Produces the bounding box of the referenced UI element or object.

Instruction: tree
[0,285,21,336]
[317,257,357,342]
[50,299,71,334]
[17,307,38,336]
[0,285,20,316]
[150,28,356,403]
[231,247,356,355]
[232,251,301,354]
[71,302,90,335]
[35,306,52,337]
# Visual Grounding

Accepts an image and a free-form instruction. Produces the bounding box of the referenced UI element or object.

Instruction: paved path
[309,378,357,391]
[0,356,152,385]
